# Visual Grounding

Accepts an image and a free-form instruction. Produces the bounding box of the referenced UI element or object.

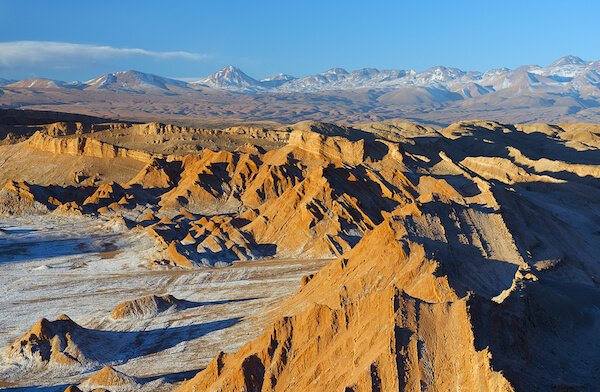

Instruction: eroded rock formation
[6,314,88,366]
[1,118,599,390]
[111,294,182,320]
[78,365,139,392]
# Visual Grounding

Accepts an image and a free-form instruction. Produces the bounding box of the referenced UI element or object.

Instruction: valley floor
[0,215,328,391]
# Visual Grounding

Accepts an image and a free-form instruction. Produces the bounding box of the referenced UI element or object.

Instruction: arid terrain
[0,108,599,391]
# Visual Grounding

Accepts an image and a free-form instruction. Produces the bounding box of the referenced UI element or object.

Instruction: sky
[1,0,599,81]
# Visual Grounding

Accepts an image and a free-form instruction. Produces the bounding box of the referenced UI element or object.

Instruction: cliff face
[175,202,517,391]
[127,122,290,143]
[173,134,524,390]
[288,129,364,166]
[26,131,154,162]
[182,291,512,392]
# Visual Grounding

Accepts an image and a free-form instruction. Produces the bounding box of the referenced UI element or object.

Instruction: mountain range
[2,55,600,97]
[193,55,600,98]
[2,55,600,127]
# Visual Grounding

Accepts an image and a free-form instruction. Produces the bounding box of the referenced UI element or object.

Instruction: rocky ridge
[1,117,599,390]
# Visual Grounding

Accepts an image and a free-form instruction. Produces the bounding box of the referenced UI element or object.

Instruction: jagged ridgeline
[1,113,599,391]
[3,56,600,126]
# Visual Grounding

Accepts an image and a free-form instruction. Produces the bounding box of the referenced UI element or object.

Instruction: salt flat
[0,215,328,390]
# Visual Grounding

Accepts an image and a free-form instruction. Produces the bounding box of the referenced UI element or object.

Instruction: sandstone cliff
[287,129,364,165]
[26,131,154,162]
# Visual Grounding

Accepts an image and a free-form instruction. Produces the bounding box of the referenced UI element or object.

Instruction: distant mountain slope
[3,55,599,97]
[84,70,190,93]
[2,55,600,125]
[192,65,262,92]
[0,78,16,86]
[260,73,297,88]
[6,78,84,89]
[182,55,600,96]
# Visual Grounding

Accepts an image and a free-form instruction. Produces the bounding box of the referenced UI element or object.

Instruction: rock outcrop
[26,131,154,162]
[78,365,139,392]
[175,200,519,391]
[111,294,183,319]
[0,180,49,215]
[173,119,600,391]
[6,314,88,366]
[63,386,83,392]
[127,158,182,189]
[288,129,364,165]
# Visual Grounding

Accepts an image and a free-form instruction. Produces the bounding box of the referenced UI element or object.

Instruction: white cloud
[0,41,209,68]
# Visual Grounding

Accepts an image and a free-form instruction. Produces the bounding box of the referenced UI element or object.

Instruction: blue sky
[1,0,599,81]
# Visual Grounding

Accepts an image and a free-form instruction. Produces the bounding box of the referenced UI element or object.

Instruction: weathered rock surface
[173,120,600,391]
[0,180,49,215]
[111,294,182,320]
[288,128,365,165]
[1,117,599,391]
[6,314,88,366]
[174,167,524,390]
[78,365,139,392]
[26,131,154,162]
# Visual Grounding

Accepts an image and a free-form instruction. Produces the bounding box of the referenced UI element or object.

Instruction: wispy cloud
[0,41,209,69]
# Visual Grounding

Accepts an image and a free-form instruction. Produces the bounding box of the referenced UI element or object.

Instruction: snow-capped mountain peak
[550,55,586,67]
[323,68,349,76]
[184,56,598,95]
[84,70,188,93]
[4,55,598,99]
[532,56,591,79]
[416,66,466,85]
[260,73,296,82]
[193,65,260,92]
[259,73,297,88]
